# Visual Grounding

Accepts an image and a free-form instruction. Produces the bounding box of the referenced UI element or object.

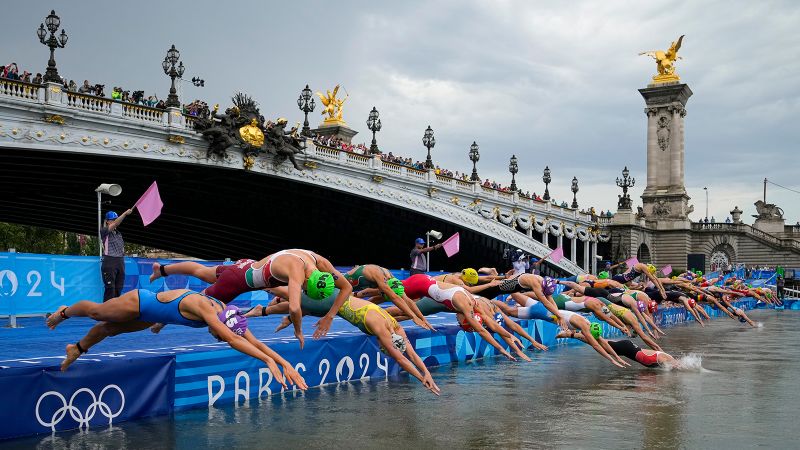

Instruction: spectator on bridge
[67,79,77,91]
[711,216,716,223]
[409,238,443,275]
[32,73,42,85]
[725,216,731,224]
[78,80,92,94]
[100,209,133,301]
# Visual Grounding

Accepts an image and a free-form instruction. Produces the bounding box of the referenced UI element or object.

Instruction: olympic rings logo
[35,385,125,431]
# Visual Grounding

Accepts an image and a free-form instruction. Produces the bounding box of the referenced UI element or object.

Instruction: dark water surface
[10,310,798,449]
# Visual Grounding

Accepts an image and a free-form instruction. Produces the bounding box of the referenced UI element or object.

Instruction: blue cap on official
[415,238,425,245]
[105,211,119,220]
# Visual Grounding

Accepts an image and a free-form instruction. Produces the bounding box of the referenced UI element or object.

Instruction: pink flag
[624,257,639,267]
[660,265,673,275]
[134,181,163,226]
[547,247,564,263]
[442,232,460,257]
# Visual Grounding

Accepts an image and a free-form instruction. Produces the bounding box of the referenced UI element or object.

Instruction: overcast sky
[3,1,798,223]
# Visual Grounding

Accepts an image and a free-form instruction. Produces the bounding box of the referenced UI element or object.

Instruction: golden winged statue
[316,84,349,125]
[639,35,684,84]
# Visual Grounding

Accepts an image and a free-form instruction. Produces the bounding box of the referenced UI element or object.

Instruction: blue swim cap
[415,238,425,245]
[105,211,119,220]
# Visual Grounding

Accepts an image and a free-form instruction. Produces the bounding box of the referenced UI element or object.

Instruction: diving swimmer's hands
[532,341,549,351]
[313,314,334,338]
[414,316,436,331]
[282,364,308,390]
[501,349,517,361]
[423,374,441,396]
[265,358,287,390]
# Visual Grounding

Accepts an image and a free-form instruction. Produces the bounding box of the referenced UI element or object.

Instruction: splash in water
[663,353,710,372]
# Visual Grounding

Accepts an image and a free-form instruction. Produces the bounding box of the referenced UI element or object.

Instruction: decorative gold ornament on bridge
[168,135,185,144]
[43,114,65,125]
[243,155,255,170]
[639,35,684,84]
[238,118,264,147]
[316,84,349,125]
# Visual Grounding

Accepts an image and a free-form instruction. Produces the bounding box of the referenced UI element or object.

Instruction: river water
[13,310,798,449]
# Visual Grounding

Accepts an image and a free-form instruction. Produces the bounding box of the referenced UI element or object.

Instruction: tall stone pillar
[570,237,577,263]
[591,241,598,274]
[639,82,693,230]
[583,241,590,272]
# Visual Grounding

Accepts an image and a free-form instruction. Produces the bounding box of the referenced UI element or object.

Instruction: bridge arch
[636,243,652,263]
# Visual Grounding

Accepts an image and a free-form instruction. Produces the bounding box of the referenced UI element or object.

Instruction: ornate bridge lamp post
[297,84,315,137]
[422,125,435,169]
[542,166,552,200]
[37,10,68,83]
[509,155,519,191]
[469,141,480,181]
[366,107,382,154]
[571,176,580,209]
[616,166,635,210]
[162,45,185,108]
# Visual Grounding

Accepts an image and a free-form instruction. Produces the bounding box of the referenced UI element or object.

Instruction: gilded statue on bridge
[316,84,348,125]
[639,35,684,84]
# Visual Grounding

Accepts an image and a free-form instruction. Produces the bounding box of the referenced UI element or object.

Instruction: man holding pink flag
[99,181,163,301]
[100,208,133,301]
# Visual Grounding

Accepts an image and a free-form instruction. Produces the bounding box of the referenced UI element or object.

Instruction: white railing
[0,79,40,101]
[65,91,113,113]
[122,103,165,123]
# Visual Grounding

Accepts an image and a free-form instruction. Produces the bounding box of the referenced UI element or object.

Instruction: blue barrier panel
[0,355,174,440]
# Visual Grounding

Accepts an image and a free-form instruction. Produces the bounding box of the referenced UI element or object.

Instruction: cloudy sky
[3,1,798,223]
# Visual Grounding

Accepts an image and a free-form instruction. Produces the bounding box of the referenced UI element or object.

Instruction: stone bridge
[0,79,607,274]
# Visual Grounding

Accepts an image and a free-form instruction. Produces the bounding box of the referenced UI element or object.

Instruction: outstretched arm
[314,256,352,338]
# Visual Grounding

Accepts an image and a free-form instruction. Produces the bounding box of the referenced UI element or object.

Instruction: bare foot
[149,262,162,283]
[150,323,166,334]
[244,305,265,319]
[275,316,292,333]
[61,344,82,371]
[46,306,68,330]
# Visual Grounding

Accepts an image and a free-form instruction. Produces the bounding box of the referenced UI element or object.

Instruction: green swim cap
[382,277,405,300]
[306,270,335,300]
[590,322,602,339]
[695,270,703,276]
[598,271,609,279]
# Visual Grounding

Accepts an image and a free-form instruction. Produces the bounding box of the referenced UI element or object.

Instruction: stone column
[557,234,563,252]
[669,105,682,189]
[541,228,548,246]
[571,237,577,263]
[645,108,658,192]
[679,108,687,189]
[591,240,598,274]
[583,239,590,272]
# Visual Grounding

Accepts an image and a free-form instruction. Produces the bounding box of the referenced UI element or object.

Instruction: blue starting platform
[0,298,772,440]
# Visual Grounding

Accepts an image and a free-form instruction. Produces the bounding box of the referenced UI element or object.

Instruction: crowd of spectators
[1,63,42,84]
[183,99,210,118]
[313,135,370,154]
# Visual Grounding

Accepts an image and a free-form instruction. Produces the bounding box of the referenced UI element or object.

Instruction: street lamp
[571,176,579,209]
[95,184,122,259]
[366,106,382,154]
[422,125,435,169]
[37,10,68,83]
[162,44,185,108]
[615,166,635,210]
[542,166,552,200]
[469,141,480,181]
[704,187,708,220]
[509,155,519,191]
[297,84,315,137]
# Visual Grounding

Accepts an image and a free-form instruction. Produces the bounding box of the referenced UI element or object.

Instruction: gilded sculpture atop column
[316,84,348,125]
[639,35,684,84]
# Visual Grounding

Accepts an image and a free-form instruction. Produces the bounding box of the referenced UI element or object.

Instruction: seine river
[15,310,797,449]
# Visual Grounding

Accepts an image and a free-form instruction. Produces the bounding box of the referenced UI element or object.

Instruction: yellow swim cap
[461,268,479,286]
[647,264,656,274]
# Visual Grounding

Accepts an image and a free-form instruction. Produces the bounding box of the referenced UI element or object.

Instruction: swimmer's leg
[150,261,217,283]
[62,321,152,371]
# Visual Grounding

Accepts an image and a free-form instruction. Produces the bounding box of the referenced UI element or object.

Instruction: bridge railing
[0,79,41,101]
[0,80,184,127]
[692,222,800,250]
